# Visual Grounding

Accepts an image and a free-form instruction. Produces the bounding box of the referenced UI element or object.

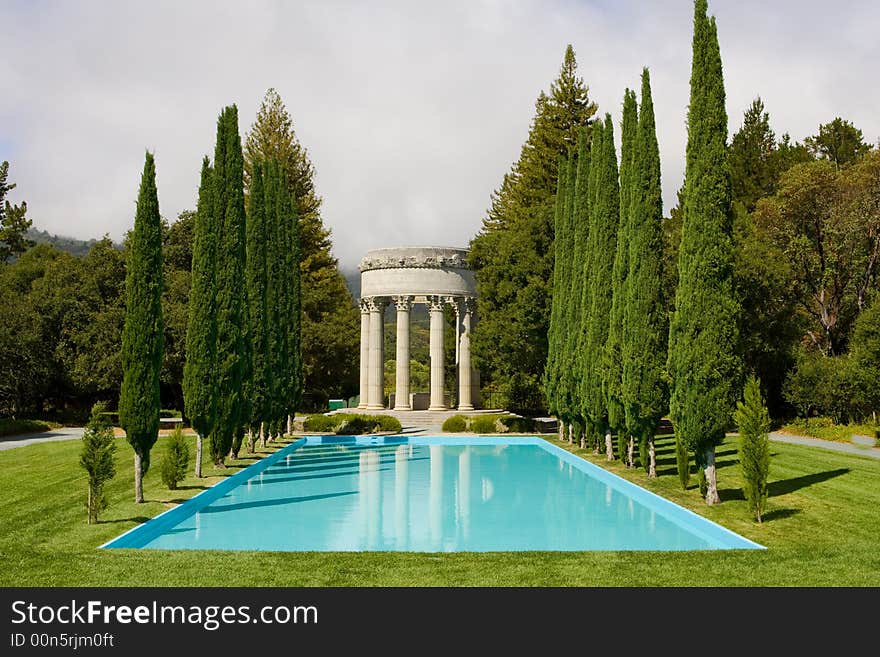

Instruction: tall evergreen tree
[281,169,303,430]
[730,98,777,215]
[558,146,579,443]
[119,151,164,503]
[577,120,604,448]
[265,159,288,439]
[606,88,638,463]
[183,158,218,477]
[211,106,248,466]
[622,68,667,479]
[245,161,270,452]
[565,127,592,448]
[580,114,620,452]
[667,0,741,505]
[470,45,597,410]
[543,154,569,436]
[245,89,358,404]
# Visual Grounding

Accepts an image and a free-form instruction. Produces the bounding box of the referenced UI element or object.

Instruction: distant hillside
[27,227,117,257]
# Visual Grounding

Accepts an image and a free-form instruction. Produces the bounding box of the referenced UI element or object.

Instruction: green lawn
[1,431,878,586]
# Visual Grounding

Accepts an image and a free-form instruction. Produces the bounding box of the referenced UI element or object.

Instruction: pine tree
[667,0,741,505]
[183,157,217,477]
[281,169,303,430]
[734,375,771,522]
[119,151,164,503]
[730,98,777,215]
[622,68,667,479]
[211,106,248,466]
[580,114,620,452]
[470,45,597,410]
[245,89,358,403]
[245,161,271,450]
[606,88,638,463]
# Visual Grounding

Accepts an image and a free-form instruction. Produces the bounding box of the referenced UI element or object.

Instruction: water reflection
[395,444,409,550]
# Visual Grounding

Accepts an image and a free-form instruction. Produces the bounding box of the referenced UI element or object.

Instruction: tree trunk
[568,424,573,444]
[605,430,614,461]
[647,436,656,478]
[287,414,293,437]
[259,423,266,449]
[246,428,255,454]
[558,420,564,442]
[195,434,203,478]
[134,452,144,504]
[703,446,720,505]
[627,436,635,469]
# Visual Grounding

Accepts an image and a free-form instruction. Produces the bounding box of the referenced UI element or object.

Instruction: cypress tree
[577,120,603,449]
[734,375,771,522]
[606,88,638,463]
[265,159,287,440]
[623,68,667,479]
[211,106,248,466]
[183,157,217,477]
[119,151,164,503]
[580,114,620,453]
[543,154,569,437]
[245,161,270,452]
[566,128,591,448]
[667,0,741,504]
[282,172,303,431]
[559,147,579,443]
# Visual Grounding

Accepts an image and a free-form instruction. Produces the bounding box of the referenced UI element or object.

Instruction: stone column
[393,295,412,410]
[428,295,446,411]
[358,299,370,409]
[366,297,386,410]
[458,298,475,411]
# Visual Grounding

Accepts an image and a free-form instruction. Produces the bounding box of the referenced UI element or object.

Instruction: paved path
[770,431,880,460]
[0,427,84,452]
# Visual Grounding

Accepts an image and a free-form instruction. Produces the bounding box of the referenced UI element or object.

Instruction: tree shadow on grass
[100,516,150,525]
[768,468,849,497]
[719,487,745,501]
[174,484,208,491]
[763,508,801,521]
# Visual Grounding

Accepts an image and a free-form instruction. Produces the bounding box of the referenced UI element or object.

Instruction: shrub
[304,414,340,433]
[734,376,771,523]
[499,415,537,433]
[442,415,468,432]
[375,416,402,433]
[470,415,499,434]
[335,416,375,435]
[160,427,190,490]
[79,402,116,524]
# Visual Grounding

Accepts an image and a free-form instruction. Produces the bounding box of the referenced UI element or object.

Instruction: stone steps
[330,407,506,428]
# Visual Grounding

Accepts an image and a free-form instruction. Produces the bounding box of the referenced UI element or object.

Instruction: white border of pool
[100,435,765,551]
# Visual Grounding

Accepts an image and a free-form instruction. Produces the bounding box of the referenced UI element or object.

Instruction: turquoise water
[103,436,762,552]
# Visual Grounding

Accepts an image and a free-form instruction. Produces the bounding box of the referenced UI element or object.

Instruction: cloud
[1,0,877,269]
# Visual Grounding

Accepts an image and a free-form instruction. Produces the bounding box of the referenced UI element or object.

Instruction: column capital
[460,297,476,315]
[427,295,446,312]
[359,298,371,314]
[392,295,414,311]
[365,297,388,312]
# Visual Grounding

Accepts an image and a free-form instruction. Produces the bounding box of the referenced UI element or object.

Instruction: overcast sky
[2,0,878,270]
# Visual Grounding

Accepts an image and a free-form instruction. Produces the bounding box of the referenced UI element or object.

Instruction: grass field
[1,430,878,586]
